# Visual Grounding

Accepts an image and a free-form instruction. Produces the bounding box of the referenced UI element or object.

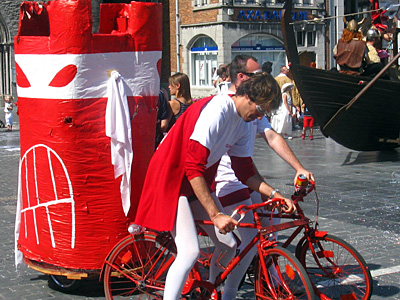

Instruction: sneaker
[301,133,305,139]
[287,136,293,140]
[309,135,313,140]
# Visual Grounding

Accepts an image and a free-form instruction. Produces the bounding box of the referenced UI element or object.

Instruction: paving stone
[1,128,399,299]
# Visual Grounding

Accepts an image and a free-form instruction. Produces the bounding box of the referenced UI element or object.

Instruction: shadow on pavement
[342,149,400,165]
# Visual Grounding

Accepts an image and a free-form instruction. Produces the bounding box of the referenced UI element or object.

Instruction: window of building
[190,36,218,87]
[296,30,316,47]
[0,14,12,97]
[194,0,208,7]
[233,0,259,4]
[293,0,314,4]
[307,31,316,46]
[296,31,305,46]
[231,34,286,76]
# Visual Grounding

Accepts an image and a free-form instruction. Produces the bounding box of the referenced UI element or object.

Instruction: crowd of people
[156,60,313,148]
[333,17,394,80]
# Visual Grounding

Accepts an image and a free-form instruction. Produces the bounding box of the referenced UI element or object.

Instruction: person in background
[3,95,14,131]
[168,73,193,128]
[362,28,389,79]
[301,103,314,140]
[261,61,273,74]
[212,64,227,87]
[334,18,367,75]
[215,67,230,95]
[271,82,294,140]
[274,65,291,88]
[155,88,172,148]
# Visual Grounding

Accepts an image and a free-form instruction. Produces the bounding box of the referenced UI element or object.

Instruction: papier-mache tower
[14,0,162,273]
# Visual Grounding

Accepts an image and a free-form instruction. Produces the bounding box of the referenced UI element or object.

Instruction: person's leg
[222,198,256,300]
[222,192,281,300]
[309,117,314,140]
[190,195,237,284]
[164,196,200,300]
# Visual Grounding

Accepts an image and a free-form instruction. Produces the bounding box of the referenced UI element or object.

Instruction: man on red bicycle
[134,73,295,300]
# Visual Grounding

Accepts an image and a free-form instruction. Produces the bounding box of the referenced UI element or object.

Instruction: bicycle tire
[298,234,373,300]
[103,231,176,299]
[254,246,315,300]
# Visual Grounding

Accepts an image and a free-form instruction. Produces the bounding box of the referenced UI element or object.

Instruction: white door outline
[19,144,75,249]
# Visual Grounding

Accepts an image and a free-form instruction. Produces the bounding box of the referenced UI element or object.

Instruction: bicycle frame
[186,197,304,296]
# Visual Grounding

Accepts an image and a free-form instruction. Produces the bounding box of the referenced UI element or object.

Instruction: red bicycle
[102,198,315,299]
[101,182,372,300]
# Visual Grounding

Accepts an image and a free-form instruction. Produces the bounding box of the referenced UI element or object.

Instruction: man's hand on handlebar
[212,213,238,235]
[274,191,296,215]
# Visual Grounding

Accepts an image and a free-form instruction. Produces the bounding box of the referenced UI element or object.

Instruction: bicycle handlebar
[231,182,316,222]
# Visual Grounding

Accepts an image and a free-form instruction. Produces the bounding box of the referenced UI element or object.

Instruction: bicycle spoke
[254,246,315,300]
[299,234,372,300]
[104,232,176,299]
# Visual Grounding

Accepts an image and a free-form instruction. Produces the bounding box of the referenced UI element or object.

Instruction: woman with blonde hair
[168,73,193,126]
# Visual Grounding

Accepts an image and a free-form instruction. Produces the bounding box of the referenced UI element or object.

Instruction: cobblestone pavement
[1,126,399,299]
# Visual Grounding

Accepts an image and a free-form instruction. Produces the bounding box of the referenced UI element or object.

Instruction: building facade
[171,0,328,96]
[0,0,392,99]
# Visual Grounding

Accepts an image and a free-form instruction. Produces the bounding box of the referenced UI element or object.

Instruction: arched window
[190,36,218,87]
[0,13,12,96]
[231,34,286,76]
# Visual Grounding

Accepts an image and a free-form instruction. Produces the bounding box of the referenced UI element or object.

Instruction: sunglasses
[241,70,262,77]
[256,104,272,117]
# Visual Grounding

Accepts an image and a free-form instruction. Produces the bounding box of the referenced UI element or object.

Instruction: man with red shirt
[135,73,295,300]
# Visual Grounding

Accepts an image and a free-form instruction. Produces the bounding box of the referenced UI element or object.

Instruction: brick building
[0,0,389,99]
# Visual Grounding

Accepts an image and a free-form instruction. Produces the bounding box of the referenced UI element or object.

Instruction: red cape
[134,96,213,231]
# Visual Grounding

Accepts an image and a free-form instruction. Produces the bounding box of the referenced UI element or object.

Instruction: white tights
[221,192,281,300]
[163,196,237,300]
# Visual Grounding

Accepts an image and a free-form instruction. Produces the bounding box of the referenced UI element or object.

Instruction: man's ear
[237,73,245,81]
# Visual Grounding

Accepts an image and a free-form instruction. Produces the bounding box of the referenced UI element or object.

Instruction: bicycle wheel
[298,234,372,300]
[103,231,176,299]
[254,246,315,300]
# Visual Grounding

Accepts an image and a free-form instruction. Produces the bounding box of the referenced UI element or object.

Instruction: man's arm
[160,104,172,132]
[245,172,295,213]
[230,156,295,213]
[189,176,237,234]
[263,129,314,184]
[186,140,237,234]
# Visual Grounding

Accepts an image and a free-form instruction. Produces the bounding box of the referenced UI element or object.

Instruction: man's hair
[169,72,192,100]
[341,28,363,42]
[262,61,273,74]
[229,54,258,85]
[280,65,288,73]
[236,72,281,113]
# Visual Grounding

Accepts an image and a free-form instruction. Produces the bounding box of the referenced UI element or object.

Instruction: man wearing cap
[134,72,295,300]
